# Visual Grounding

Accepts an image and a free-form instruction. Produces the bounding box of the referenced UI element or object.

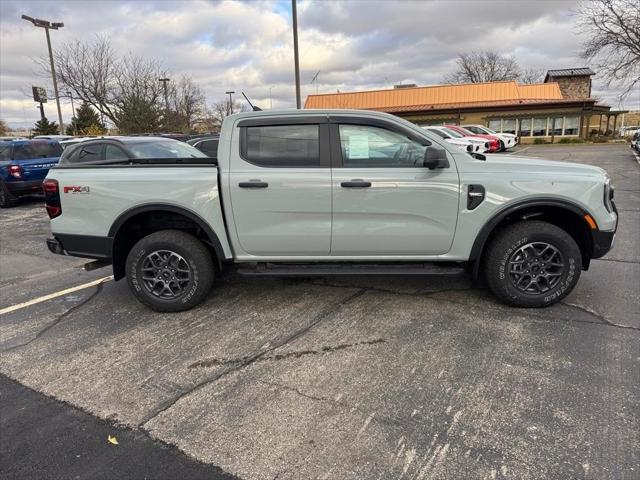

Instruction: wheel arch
[469,198,596,279]
[109,203,224,280]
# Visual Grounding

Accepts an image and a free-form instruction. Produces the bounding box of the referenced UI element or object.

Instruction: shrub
[533,138,547,144]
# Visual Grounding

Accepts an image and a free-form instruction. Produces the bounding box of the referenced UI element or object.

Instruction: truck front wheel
[485,221,582,307]
[126,230,215,312]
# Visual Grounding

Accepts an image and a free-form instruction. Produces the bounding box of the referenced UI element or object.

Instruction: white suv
[463,124,518,150]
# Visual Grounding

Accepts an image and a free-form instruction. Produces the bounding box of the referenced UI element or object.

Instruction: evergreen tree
[33,117,59,136]
[66,102,105,135]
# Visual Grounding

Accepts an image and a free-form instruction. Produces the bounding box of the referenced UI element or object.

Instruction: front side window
[564,116,580,135]
[532,118,547,136]
[552,117,564,135]
[488,119,502,132]
[519,118,532,137]
[244,125,319,167]
[339,124,427,168]
[502,119,516,135]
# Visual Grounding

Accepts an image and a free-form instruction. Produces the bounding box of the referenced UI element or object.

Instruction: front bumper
[5,179,43,195]
[591,201,618,259]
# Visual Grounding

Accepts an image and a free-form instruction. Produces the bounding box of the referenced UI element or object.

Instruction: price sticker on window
[348,135,369,159]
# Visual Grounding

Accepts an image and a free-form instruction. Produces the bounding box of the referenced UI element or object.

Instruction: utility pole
[158,77,170,130]
[22,15,64,133]
[67,91,76,135]
[292,0,301,109]
[225,91,235,115]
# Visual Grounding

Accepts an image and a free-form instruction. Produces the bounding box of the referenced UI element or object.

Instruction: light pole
[225,91,235,115]
[22,15,64,133]
[158,77,170,130]
[291,0,301,109]
[67,91,76,136]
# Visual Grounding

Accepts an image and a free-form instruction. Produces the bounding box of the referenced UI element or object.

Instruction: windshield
[12,142,63,160]
[442,128,465,138]
[128,140,208,159]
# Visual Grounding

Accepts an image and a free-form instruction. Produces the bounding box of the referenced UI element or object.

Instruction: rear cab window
[12,141,62,160]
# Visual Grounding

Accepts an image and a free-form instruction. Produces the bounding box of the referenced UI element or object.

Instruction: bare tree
[0,119,8,136]
[164,76,206,132]
[202,100,243,132]
[519,68,545,84]
[577,0,640,99]
[444,51,521,84]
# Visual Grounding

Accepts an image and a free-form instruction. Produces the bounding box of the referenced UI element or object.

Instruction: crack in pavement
[1,283,104,353]
[560,302,639,332]
[595,258,640,265]
[138,288,368,428]
[308,279,477,299]
[188,338,386,369]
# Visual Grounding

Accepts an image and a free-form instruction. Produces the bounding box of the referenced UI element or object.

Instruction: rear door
[330,116,460,256]
[228,118,332,256]
[11,141,62,181]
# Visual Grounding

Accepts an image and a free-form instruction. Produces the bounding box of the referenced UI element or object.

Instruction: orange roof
[304,81,576,112]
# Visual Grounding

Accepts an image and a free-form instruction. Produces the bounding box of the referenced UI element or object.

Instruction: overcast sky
[1,0,637,129]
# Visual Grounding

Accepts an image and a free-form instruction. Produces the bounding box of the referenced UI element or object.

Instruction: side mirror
[423,145,450,169]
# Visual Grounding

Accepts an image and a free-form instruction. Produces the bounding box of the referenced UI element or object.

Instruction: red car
[444,125,501,152]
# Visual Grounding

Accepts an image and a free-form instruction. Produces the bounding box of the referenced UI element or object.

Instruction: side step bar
[236,262,466,276]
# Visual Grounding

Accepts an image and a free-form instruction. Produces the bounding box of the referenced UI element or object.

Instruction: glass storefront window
[502,119,516,134]
[551,117,564,135]
[564,116,580,135]
[519,118,532,136]
[532,118,547,136]
[488,119,502,132]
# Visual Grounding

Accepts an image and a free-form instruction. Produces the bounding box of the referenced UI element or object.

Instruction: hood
[498,133,517,139]
[462,153,608,178]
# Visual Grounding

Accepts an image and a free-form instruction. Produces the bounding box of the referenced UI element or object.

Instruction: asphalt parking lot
[1,144,638,480]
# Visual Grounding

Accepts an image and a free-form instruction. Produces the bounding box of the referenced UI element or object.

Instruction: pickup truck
[1,139,63,207]
[43,110,617,312]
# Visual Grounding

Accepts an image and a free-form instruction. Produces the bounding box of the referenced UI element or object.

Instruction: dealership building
[304,68,625,143]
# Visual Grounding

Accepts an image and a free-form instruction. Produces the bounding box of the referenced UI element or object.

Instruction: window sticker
[348,134,369,159]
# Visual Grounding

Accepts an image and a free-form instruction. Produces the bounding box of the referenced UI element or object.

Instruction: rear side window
[62,143,103,164]
[12,142,62,160]
[244,125,319,167]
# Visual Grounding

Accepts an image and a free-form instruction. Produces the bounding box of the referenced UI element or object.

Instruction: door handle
[341,180,371,188]
[239,180,268,188]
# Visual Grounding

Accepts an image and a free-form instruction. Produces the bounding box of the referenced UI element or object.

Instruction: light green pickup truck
[44,110,617,311]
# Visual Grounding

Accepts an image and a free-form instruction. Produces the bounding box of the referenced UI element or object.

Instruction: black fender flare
[108,203,226,268]
[469,197,594,279]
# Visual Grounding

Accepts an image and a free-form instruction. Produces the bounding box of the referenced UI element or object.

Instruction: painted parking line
[0,276,113,316]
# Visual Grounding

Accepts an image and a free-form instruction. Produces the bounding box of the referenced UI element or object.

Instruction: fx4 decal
[63,186,90,194]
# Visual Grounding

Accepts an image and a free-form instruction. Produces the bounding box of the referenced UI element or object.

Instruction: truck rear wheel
[484,221,582,307]
[126,230,215,312]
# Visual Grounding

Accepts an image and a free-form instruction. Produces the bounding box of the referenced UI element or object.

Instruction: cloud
[0,0,636,129]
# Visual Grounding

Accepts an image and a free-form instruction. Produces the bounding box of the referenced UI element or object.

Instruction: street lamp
[225,91,235,115]
[22,15,65,133]
[67,91,76,136]
[291,0,301,109]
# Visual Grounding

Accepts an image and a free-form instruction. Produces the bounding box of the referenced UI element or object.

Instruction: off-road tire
[0,181,18,208]
[126,229,215,312]
[485,221,582,307]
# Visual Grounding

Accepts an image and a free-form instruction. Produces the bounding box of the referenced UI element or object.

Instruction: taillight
[43,179,61,219]
[9,165,22,178]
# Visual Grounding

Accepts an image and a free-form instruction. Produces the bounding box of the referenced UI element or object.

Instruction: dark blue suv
[0,139,63,207]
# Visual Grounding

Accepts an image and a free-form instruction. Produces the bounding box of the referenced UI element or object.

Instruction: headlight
[603,177,614,212]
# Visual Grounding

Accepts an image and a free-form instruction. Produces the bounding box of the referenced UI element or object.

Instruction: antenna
[242,92,262,111]
[310,70,320,94]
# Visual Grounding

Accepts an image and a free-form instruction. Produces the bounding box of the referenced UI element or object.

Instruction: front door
[229,121,332,256]
[330,120,460,256]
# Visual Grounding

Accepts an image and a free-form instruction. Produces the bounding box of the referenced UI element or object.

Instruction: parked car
[58,136,207,165]
[462,124,518,150]
[44,109,617,312]
[422,126,487,153]
[444,125,501,152]
[34,135,74,141]
[187,135,219,158]
[631,131,640,153]
[59,137,92,150]
[0,139,62,207]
